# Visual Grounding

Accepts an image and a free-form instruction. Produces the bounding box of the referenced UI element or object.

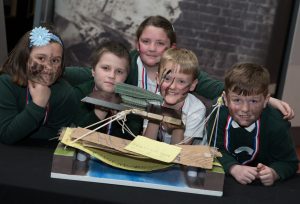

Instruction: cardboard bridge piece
[51,143,225,196]
[51,128,225,196]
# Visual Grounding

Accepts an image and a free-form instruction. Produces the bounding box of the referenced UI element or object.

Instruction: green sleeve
[73,101,100,128]
[30,79,78,140]
[266,114,298,180]
[0,77,77,144]
[125,50,139,86]
[195,70,224,100]
[72,80,100,127]
[63,66,93,87]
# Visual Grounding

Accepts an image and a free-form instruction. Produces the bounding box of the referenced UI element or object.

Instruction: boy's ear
[92,68,95,77]
[171,43,176,48]
[189,79,198,92]
[223,91,228,106]
[264,94,271,108]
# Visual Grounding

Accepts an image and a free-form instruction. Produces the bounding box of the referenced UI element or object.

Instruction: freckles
[27,61,61,85]
[31,64,44,75]
[27,59,45,76]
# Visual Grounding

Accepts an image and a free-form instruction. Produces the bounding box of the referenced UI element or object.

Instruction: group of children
[0,16,298,186]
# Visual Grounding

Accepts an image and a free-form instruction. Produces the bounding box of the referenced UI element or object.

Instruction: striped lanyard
[26,87,49,125]
[137,56,158,93]
[224,116,260,164]
[106,110,113,135]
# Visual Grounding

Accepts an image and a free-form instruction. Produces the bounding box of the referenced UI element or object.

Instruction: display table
[0,139,299,204]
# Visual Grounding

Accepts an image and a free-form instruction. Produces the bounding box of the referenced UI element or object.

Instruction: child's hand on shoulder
[269,97,295,120]
[28,80,51,108]
[257,163,279,186]
[229,164,258,185]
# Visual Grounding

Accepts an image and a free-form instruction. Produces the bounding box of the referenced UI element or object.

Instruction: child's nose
[44,61,53,70]
[169,79,176,88]
[107,70,115,78]
[241,102,250,112]
[149,42,157,51]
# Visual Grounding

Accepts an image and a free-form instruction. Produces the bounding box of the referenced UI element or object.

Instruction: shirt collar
[231,120,256,132]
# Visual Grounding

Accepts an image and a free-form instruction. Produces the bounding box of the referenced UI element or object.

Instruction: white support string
[116,119,137,138]
[71,110,131,144]
[176,97,223,148]
[71,96,223,154]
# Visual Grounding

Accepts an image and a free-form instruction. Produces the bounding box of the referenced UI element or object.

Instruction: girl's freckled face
[27,43,63,86]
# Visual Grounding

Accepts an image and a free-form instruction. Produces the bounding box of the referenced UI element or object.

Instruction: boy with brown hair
[208,63,298,186]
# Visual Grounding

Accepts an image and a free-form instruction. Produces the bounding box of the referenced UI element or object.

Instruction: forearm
[268,97,295,119]
[195,70,224,100]
[219,151,240,174]
[270,161,298,181]
[171,128,185,144]
[144,121,160,140]
[0,103,47,144]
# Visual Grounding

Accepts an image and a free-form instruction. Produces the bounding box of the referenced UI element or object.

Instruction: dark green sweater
[0,74,77,144]
[208,105,298,181]
[73,80,143,140]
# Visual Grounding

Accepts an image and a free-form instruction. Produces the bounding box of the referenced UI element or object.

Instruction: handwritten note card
[125,136,181,163]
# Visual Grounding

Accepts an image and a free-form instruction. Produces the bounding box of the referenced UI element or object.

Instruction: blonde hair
[158,48,199,80]
[225,63,270,97]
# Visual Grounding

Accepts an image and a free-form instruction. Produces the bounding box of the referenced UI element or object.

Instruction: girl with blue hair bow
[0,25,77,144]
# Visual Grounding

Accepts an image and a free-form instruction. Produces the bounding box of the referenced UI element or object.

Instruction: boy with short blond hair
[144,48,206,145]
[209,63,298,186]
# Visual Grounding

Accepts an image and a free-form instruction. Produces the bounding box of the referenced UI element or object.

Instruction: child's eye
[101,66,109,70]
[179,80,186,84]
[38,57,45,62]
[164,76,171,81]
[232,98,240,103]
[157,41,166,46]
[116,69,125,75]
[141,39,150,44]
[250,100,258,104]
[51,58,61,65]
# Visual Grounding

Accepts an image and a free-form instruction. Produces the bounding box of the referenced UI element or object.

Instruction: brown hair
[136,15,176,46]
[158,48,199,80]
[90,41,130,71]
[0,25,64,86]
[224,63,270,97]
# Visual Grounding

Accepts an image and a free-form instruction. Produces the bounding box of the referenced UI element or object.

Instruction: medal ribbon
[224,116,260,164]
